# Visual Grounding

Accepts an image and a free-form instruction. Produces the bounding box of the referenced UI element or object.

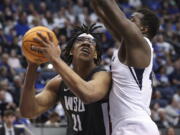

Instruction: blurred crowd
[0,0,179,132]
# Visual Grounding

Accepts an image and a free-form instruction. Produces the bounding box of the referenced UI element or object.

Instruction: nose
[130,18,135,22]
[81,41,91,47]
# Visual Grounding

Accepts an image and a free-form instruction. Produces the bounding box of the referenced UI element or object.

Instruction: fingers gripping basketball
[22,26,58,64]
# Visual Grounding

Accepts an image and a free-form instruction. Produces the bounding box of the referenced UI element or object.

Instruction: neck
[72,60,96,79]
[143,33,149,39]
[5,123,13,129]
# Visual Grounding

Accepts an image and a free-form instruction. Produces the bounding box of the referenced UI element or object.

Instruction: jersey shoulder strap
[86,66,107,81]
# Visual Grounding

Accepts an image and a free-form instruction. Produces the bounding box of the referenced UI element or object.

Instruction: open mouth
[80,47,90,55]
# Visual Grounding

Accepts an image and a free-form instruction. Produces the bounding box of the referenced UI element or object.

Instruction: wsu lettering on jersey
[64,96,85,112]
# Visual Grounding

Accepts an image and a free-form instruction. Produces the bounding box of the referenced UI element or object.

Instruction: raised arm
[92,0,151,68]
[19,63,61,118]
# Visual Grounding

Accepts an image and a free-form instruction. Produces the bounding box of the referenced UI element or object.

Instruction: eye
[130,17,135,22]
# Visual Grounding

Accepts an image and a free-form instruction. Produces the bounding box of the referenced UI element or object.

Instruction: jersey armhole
[57,81,64,101]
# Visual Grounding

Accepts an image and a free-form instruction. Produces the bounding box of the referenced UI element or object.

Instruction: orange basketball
[22,26,58,64]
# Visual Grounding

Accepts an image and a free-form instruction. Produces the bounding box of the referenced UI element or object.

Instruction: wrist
[50,56,62,65]
[27,63,39,72]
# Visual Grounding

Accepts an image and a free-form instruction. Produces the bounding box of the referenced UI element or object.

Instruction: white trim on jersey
[101,103,110,135]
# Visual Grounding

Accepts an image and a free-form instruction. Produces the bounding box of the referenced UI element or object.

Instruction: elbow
[20,112,36,119]
[19,106,36,119]
[19,109,30,118]
[81,98,94,104]
[81,94,98,104]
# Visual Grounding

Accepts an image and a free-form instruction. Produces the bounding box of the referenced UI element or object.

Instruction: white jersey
[110,37,154,129]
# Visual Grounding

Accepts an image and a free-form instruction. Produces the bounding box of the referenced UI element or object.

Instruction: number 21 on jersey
[72,114,82,131]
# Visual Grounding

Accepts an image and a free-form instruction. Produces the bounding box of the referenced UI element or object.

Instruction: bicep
[35,76,61,114]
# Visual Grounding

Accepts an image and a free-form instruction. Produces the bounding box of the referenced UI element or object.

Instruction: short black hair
[62,24,102,65]
[137,8,160,39]
[4,110,15,117]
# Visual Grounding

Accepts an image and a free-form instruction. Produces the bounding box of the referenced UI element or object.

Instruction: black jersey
[58,66,109,135]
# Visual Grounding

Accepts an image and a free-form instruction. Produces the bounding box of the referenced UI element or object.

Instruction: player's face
[130,12,144,30]
[71,37,97,62]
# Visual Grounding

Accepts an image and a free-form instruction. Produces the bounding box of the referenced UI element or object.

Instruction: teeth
[82,48,89,53]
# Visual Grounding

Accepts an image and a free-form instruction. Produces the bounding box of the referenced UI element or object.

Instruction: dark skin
[91,0,151,68]
[20,32,111,118]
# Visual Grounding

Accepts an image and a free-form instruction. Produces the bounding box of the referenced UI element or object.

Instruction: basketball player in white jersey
[92,0,160,135]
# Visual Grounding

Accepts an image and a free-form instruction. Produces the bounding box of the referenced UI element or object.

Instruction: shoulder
[93,65,109,73]
[92,66,111,80]
[46,75,62,88]
[45,75,62,94]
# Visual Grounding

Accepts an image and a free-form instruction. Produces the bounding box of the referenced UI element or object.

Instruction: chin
[79,55,91,62]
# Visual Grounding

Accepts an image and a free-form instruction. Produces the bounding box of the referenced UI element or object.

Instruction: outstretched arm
[20,62,61,118]
[92,0,151,68]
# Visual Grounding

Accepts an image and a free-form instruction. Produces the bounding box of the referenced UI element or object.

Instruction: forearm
[95,0,127,27]
[51,58,95,103]
[20,65,39,118]
[95,0,125,17]
[92,0,122,41]
[93,0,142,43]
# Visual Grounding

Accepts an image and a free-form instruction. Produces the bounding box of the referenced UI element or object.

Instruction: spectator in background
[0,28,8,47]
[41,10,54,30]
[11,76,23,106]
[173,88,180,104]
[45,112,61,127]
[165,97,179,126]
[73,0,84,16]
[129,0,142,8]
[0,53,15,81]
[14,12,29,36]
[157,108,170,128]
[152,90,168,107]
[156,34,175,56]
[166,127,176,135]
[156,66,170,87]
[170,58,180,88]
[0,90,13,117]
[0,80,13,103]
[14,108,31,127]
[0,110,32,135]
[78,7,90,25]
[38,1,48,15]
[8,49,22,70]
[151,103,161,123]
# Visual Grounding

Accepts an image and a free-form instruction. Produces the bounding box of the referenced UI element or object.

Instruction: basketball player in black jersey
[20,24,111,135]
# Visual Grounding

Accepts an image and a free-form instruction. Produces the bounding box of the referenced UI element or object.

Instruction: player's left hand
[32,32,61,62]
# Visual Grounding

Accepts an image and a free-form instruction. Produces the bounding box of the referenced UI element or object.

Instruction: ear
[140,26,148,33]
[70,48,74,56]
[94,52,97,59]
